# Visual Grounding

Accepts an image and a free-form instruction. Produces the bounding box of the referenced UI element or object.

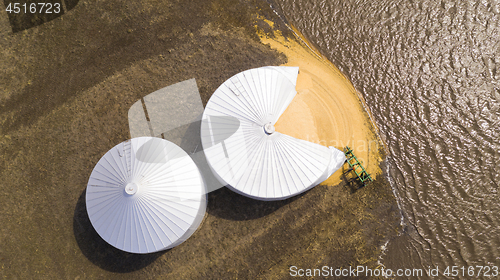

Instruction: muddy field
[0,0,400,278]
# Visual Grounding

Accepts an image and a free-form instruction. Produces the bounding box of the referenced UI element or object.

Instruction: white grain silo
[86,137,206,254]
[201,66,346,201]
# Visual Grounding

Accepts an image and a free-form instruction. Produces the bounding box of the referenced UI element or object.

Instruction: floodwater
[272,0,500,276]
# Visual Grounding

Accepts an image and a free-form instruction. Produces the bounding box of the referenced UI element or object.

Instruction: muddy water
[272,0,500,275]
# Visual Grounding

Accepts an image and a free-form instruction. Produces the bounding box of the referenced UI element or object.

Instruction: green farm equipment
[344,146,373,187]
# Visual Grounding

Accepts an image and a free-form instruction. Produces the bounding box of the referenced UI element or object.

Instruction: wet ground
[0,0,399,278]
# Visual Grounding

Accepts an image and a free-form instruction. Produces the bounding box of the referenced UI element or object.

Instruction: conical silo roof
[201,66,346,201]
[86,137,206,254]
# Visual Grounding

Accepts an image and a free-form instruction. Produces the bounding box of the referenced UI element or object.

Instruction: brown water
[271,0,500,276]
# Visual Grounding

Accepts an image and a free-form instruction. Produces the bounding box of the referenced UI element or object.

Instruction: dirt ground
[0,0,400,279]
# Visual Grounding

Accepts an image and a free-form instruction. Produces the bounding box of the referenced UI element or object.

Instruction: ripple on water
[273,0,500,272]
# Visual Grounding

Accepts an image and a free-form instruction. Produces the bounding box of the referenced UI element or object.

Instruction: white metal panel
[86,137,206,254]
[201,66,346,201]
[262,66,299,86]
